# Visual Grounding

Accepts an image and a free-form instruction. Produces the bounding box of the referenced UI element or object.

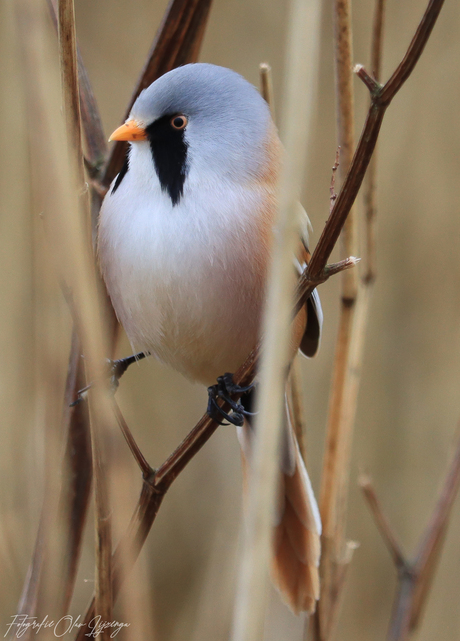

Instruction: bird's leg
[70,352,149,406]
[207,373,257,427]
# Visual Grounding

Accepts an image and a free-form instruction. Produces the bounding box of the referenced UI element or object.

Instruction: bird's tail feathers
[237,396,321,614]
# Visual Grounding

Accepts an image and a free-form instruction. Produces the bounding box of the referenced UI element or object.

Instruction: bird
[97,62,323,614]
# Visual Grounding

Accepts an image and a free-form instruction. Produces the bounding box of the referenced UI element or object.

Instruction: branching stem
[360,429,460,641]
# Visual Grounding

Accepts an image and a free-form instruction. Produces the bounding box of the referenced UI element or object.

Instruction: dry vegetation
[0,0,459,640]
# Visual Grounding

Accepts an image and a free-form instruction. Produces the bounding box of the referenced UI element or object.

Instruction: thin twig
[360,429,460,641]
[299,1,444,293]
[322,256,361,278]
[111,398,153,478]
[259,62,275,120]
[359,473,407,569]
[370,0,386,81]
[329,148,340,213]
[410,429,460,629]
[355,64,382,94]
[363,0,386,284]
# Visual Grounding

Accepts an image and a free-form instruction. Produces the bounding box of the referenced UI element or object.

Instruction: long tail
[237,398,321,614]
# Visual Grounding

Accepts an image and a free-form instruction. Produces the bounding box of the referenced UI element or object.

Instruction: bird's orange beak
[109,119,147,142]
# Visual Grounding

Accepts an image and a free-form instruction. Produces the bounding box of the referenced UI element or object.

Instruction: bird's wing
[294,204,323,358]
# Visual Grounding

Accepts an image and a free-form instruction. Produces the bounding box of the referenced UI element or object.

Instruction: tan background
[0,0,459,639]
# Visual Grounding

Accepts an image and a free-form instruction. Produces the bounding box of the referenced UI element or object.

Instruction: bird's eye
[170,115,188,130]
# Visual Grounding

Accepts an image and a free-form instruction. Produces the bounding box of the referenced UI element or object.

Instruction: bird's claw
[70,353,148,407]
[207,373,256,427]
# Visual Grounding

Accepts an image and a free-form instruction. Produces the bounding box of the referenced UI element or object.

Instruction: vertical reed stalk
[315,1,358,636]
[315,1,386,637]
[57,1,114,632]
[230,1,322,639]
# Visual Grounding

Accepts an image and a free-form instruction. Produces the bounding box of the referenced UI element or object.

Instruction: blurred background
[1,0,459,639]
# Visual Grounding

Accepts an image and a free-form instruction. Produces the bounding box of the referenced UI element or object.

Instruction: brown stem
[370,0,386,81]
[14,332,92,623]
[75,413,219,640]
[410,429,460,629]
[59,333,92,613]
[303,1,444,292]
[58,0,114,631]
[57,0,85,187]
[322,256,360,279]
[387,572,417,641]
[360,473,406,570]
[313,1,388,637]
[46,0,107,169]
[111,398,153,478]
[363,0,385,282]
[354,64,382,94]
[314,1,359,632]
[302,103,383,290]
[40,4,107,620]
[380,0,444,104]
[333,0,357,299]
[360,430,460,641]
[329,148,340,213]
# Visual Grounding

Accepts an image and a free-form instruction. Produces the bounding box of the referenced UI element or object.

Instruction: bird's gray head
[110,64,275,205]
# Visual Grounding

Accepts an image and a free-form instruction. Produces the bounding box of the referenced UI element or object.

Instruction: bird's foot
[70,352,149,407]
[207,373,256,427]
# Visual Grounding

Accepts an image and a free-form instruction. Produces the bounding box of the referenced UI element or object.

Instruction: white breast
[98,142,275,385]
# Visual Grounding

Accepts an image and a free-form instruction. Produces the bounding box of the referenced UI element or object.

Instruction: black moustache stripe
[111,145,130,195]
[145,114,188,206]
